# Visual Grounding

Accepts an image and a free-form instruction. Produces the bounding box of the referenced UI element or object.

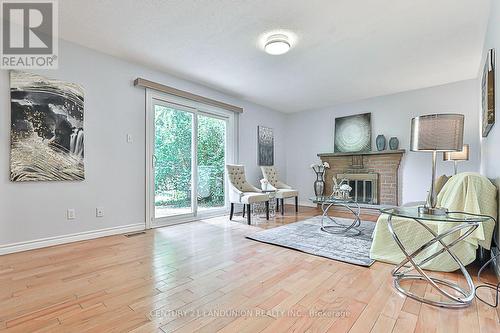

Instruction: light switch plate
[67,208,76,220]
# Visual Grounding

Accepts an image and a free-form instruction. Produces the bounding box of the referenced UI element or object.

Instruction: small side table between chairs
[253,190,277,218]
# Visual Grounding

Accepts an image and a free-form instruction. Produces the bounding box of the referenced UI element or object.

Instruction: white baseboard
[0,223,145,256]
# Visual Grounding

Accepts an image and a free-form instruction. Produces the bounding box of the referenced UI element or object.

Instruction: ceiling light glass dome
[264,34,291,55]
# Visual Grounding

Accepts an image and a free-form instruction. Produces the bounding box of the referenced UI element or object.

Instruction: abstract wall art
[482,48,495,137]
[10,71,85,182]
[334,113,371,153]
[258,126,274,166]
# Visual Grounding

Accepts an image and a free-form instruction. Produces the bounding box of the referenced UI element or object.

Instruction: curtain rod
[134,78,243,113]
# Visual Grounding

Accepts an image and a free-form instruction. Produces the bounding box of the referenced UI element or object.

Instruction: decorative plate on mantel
[334,113,371,153]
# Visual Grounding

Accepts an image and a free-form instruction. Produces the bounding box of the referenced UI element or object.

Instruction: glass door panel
[197,114,226,212]
[154,104,194,219]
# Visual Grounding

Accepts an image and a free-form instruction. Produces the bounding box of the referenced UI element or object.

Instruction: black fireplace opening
[348,179,374,204]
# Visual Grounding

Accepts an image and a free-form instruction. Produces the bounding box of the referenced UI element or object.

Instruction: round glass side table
[309,196,361,236]
[380,207,493,308]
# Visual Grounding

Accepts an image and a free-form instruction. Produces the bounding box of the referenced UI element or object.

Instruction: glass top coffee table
[380,207,493,308]
[310,196,361,236]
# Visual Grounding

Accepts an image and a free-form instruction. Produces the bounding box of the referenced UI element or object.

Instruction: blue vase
[376,135,386,151]
[389,137,399,150]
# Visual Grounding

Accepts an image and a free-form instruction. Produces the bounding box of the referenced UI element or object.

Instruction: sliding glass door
[153,103,194,219]
[197,113,226,212]
[147,91,235,227]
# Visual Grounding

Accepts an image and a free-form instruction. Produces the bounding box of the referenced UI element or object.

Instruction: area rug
[246,216,376,266]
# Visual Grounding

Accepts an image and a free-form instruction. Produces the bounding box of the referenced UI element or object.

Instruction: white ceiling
[59,0,491,113]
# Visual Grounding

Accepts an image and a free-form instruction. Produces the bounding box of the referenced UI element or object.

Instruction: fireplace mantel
[317,149,406,158]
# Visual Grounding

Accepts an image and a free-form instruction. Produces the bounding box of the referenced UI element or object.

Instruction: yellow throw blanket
[370,172,497,272]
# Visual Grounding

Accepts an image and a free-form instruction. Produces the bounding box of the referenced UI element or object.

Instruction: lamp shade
[410,114,464,152]
[443,144,469,161]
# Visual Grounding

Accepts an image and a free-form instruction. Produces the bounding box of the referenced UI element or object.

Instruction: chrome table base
[387,214,479,308]
[320,200,362,236]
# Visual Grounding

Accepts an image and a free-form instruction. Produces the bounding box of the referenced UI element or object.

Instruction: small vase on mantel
[376,135,386,151]
[389,137,399,150]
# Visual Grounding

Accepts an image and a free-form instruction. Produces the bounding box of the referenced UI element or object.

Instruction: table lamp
[410,114,464,215]
[443,144,469,175]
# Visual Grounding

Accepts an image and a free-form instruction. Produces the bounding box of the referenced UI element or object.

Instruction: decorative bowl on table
[331,178,352,200]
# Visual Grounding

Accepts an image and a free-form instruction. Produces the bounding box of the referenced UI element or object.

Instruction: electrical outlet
[126,134,133,143]
[96,207,104,217]
[67,208,76,220]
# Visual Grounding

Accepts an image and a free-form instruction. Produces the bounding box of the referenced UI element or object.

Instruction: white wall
[285,79,481,205]
[480,0,500,194]
[480,0,500,244]
[0,40,287,248]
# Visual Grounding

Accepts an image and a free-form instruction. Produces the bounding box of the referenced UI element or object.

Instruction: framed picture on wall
[334,113,372,153]
[10,71,85,182]
[482,48,495,137]
[257,126,274,166]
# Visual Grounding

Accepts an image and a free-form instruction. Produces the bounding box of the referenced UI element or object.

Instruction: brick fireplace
[318,150,405,206]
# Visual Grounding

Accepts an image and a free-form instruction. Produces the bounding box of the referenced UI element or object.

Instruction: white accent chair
[226,164,270,225]
[260,166,299,215]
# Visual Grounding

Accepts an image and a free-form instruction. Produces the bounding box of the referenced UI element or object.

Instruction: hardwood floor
[0,205,499,332]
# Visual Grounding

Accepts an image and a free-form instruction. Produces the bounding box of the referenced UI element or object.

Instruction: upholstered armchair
[260,166,299,215]
[226,164,270,225]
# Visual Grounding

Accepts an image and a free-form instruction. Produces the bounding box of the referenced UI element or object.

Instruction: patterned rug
[246,216,376,266]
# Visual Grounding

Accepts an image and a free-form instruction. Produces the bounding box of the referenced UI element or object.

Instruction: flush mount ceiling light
[264,34,291,55]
